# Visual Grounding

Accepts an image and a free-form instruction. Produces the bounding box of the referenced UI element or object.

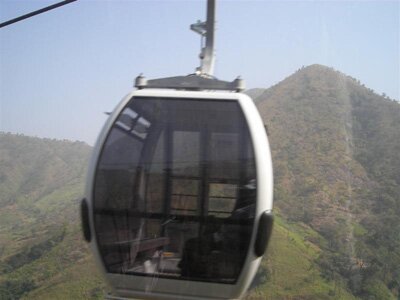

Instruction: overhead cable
[0,0,78,29]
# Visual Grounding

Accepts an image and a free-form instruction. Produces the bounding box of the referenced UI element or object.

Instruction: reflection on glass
[93,97,256,284]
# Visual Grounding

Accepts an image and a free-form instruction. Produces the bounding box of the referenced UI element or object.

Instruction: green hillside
[1,64,399,299]
[248,64,400,299]
[0,134,105,299]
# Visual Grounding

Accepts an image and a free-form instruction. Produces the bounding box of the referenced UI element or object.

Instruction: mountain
[0,133,105,299]
[246,64,400,299]
[1,64,399,299]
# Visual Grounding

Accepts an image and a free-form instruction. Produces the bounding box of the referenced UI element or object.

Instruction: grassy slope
[247,65,399,299]
[246,214,356,300]
[20,227,106,300]
[0,133,96,299]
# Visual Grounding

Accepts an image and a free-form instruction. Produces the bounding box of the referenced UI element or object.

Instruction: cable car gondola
[81,1,273,299]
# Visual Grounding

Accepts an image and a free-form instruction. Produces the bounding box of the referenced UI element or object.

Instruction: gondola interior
[93,95,257,284]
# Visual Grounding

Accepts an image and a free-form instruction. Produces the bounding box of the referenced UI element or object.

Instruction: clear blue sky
[1,0,399,145]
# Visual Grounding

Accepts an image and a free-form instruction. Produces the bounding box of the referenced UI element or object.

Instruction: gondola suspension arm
[191,0,216,77]
[135,0,244,92]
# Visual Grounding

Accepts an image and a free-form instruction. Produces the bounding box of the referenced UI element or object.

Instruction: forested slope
[0,134,105,299]
[248,64,400,299]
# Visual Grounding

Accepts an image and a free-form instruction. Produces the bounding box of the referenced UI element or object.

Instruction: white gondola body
[85,90,273,300]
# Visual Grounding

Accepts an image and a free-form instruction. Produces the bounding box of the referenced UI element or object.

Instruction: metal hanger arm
[201,0,216,76]
[191,0,215,77]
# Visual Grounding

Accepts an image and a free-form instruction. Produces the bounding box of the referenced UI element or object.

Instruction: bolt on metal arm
[191,0,215,77]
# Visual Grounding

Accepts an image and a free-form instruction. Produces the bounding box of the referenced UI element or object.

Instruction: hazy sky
[1,0,399,145]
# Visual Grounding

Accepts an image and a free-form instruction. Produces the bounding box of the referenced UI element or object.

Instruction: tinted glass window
[93,97,256,283]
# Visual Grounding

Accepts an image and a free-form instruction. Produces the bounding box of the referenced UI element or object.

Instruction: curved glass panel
[93,97,256,284]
